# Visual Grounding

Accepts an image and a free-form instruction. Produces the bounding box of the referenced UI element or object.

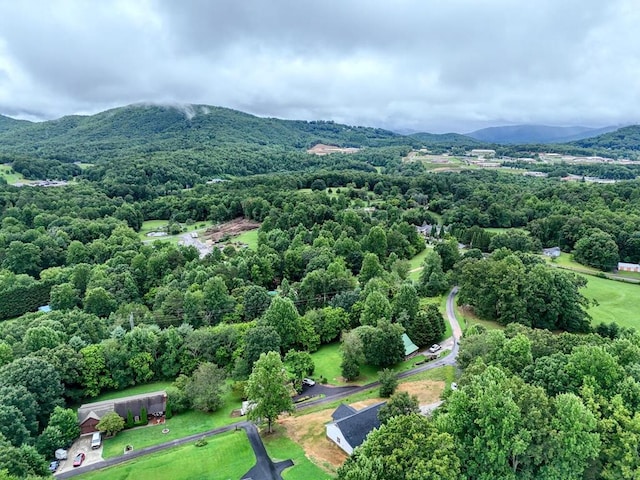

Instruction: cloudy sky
[0,0,638,132]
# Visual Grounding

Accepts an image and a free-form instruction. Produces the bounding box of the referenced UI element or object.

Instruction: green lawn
[233,229,259,249]
[0,164,24,184]
[78,430,255,480]
[102,387,244,459]
[262,428,332,480]
[75,162,95,170]
[139,220,213,242]
[454,298,503,332]
[545,252,601,274]
[310,337,447,388]
[408,246,433,271]
[581,274,640,329]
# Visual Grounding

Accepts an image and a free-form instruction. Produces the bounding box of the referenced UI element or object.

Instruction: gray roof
[331,404,357,421]
[335,402,385,450]
[78,391,167,424]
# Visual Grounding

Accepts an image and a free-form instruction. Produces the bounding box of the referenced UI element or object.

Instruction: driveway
[55,434,103,475]
[292,383,358,403]
[240,423,293,480]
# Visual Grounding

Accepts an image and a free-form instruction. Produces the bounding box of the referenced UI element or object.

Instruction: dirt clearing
[307,144,360,155]
[278,379,445,472]
[203,217,260,243]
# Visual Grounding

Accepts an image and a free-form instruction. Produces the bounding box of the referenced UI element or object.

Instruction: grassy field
[581,274,640,329]
[311,337,448,387]
[233,229,259,249]
[75,162,95,170]
[102,387,244,459]
[0,164,24,184]
[545,252,601,274]
[263,428,332,480]
[78,430,255,480]
[454,298,503,331]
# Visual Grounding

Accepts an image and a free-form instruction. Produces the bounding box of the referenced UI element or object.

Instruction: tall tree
[259,296,301,352]
[574,228,619,271]
[245,351,294,433]
[185,362,227,412]
[338,414,460,480]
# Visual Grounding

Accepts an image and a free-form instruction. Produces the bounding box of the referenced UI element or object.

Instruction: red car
[73,452,85,467]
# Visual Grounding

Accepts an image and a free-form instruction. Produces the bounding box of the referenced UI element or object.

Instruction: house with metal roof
[402,333,419,358]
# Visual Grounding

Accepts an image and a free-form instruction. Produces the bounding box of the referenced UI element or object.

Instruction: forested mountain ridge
[0,114,30,134]
[0,103,490,163]
[571,125,640,151]
[0,104,406,162]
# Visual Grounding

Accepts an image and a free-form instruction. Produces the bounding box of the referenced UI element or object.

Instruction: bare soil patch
[203,217,260,243]
[278,379,445,472]
[307,144,360,155]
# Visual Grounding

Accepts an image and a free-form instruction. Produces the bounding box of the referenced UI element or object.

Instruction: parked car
[91,431,102,449]
[429,344,442,353]
[73,452,85,467]
[48,461,59,473]
[302,378,316,387]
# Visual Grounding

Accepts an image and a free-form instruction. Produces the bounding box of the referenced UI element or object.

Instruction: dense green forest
[1,106,640,478]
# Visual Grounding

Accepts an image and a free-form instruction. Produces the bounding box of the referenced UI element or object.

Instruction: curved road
[58,288,463,479]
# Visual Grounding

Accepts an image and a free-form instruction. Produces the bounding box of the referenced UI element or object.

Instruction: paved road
[297,287,461,410]
[240,423,293,480]
[58,288,463,478]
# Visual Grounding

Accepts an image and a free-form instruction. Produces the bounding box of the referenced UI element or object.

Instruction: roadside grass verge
[296,366,455,416]
[78,430,254,480]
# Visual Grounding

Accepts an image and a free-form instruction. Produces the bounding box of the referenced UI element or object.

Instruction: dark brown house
[77,391,167,434]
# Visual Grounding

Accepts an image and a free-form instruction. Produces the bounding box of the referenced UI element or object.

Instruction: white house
[326,402,384,455]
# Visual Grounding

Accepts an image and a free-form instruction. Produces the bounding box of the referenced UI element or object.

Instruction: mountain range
[466,124,622,144]
[0,104,637,165]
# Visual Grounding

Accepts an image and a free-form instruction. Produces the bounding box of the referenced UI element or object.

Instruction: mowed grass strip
[78,430,255,480]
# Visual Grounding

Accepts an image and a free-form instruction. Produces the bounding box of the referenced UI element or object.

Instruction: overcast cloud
[0,0,638,132]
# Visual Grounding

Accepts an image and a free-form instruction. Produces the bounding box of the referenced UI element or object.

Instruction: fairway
[581,274,640,329]
[77,430,255,480]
